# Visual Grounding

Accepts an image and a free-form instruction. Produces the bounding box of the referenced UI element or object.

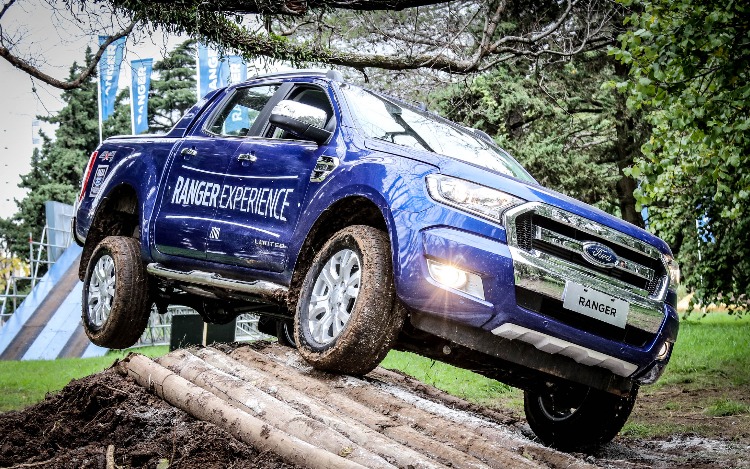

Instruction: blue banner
[130,58,153,135]
[224,55,247,85]
[98,36,126,122]
[222,56,249,134]
[197,44,224,98]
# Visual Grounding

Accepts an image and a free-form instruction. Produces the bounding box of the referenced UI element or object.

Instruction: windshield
[341,86,535,183]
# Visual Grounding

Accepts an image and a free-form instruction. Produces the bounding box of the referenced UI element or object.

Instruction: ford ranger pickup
[73,70,680,450]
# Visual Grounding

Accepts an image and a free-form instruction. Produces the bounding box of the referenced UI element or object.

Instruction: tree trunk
[615,172,644,228]
[613,63,645,228]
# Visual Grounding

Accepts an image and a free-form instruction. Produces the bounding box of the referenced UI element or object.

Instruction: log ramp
[119,343,593,469]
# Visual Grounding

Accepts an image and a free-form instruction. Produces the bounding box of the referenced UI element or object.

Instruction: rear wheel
[82,236,151,349]
[524,384,638,451]
[295,225,405,375]
[276,319,296,348]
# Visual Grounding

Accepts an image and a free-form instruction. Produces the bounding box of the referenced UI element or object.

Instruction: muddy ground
[0,342,748,469]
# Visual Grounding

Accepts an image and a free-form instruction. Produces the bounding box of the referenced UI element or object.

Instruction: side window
[270,86,334,139]
[207,85,279,137]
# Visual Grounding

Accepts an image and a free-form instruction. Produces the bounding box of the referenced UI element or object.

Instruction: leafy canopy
[613,0,750,308]
[433,53,646,223]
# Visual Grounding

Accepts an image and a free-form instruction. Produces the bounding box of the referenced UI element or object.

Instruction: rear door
[152,84,281,260]
[206,83,336,272]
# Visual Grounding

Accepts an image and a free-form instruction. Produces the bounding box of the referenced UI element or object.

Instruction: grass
[380,350,515,403]
[0,311,748,419]
[704,398,749,417]
[0,346,168,412]
[657,312,750,389]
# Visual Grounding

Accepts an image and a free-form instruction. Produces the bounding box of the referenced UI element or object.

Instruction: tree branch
[0,0,16,21]
[109,0,452,16]
[489,0,574,51]
[0,20,136,90]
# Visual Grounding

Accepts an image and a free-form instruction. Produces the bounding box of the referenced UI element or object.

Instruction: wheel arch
[287,195,391,312]
[78,183,140,280]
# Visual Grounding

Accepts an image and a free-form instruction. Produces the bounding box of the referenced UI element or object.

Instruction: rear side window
[207,85,279,137]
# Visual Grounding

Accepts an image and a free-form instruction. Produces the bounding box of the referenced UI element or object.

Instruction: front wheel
[82,236,151,349]
[524,385,638,451]
[295,225,405,375]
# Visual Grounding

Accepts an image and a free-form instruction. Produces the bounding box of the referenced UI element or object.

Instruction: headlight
[664,254,680,288]
[426,174,525,224]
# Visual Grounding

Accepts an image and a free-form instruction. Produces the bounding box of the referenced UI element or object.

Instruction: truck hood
[364,138,672,256]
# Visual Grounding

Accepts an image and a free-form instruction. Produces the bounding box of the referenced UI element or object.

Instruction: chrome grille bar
[536,226,655,281]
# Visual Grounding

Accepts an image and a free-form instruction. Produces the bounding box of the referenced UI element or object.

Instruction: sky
[0,1,185,221]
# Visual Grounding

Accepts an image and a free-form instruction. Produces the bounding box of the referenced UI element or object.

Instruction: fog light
[656,341,671,361]
[427,259,485,300]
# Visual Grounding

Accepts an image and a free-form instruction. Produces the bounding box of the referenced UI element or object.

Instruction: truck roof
[242,69,345,83]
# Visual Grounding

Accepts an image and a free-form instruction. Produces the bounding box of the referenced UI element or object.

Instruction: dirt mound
[0,365,296,468]
[1,342,748,468]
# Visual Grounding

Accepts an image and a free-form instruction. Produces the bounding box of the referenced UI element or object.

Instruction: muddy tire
[82,236,151,349]
[276,319,297,348]
[524,385,638,451]
[295,225,405,375]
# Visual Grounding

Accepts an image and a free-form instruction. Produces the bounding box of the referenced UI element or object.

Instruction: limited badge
[89,165,109,197]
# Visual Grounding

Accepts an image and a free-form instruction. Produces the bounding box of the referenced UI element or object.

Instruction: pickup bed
[73,70,679,450]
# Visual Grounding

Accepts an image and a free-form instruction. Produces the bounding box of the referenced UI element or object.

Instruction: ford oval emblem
[581,242,618,268]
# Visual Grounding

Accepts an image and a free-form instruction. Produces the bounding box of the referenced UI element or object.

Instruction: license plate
[562,281,629,329]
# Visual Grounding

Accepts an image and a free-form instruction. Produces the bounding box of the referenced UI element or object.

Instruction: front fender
[287,150,438,279]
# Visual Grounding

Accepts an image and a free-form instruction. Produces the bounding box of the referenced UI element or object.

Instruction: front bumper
[393,202,679,388]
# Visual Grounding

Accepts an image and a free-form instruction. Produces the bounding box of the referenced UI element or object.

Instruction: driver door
[152,84,281,260]
[206,84,336,272]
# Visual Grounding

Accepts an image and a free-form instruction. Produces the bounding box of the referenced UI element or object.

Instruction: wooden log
[120,353,365,469]
[229,347,493,468]
[195,347,447,469]
[158,350,394,469]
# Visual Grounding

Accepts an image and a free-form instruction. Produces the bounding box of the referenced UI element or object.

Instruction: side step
[146,263,288,305]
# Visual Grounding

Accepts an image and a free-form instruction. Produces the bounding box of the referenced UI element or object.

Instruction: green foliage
[433,55,643,220]
[149,40,198,133]
[613,0,750,308]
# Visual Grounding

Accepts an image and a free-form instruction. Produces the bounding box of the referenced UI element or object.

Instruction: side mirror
[269,100,332,144]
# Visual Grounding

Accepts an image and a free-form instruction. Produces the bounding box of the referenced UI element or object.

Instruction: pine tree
[149,40,197,133]
[0,42,198,258]
[0,47,128,257]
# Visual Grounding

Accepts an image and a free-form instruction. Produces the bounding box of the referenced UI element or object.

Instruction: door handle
[237,153,257,163]
[181,147,197,157]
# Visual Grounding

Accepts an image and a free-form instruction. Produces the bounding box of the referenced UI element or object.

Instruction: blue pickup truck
[73,70,679,450]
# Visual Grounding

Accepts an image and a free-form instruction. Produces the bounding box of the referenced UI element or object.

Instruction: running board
[146,263,288,305]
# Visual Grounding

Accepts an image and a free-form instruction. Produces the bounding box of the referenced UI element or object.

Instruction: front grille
[516,212,534,251]
[518,212,666,296]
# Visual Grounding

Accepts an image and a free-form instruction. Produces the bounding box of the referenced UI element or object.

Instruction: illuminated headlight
[663,254,680,288]
[427,259,485,300]
[426,175,525,224]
